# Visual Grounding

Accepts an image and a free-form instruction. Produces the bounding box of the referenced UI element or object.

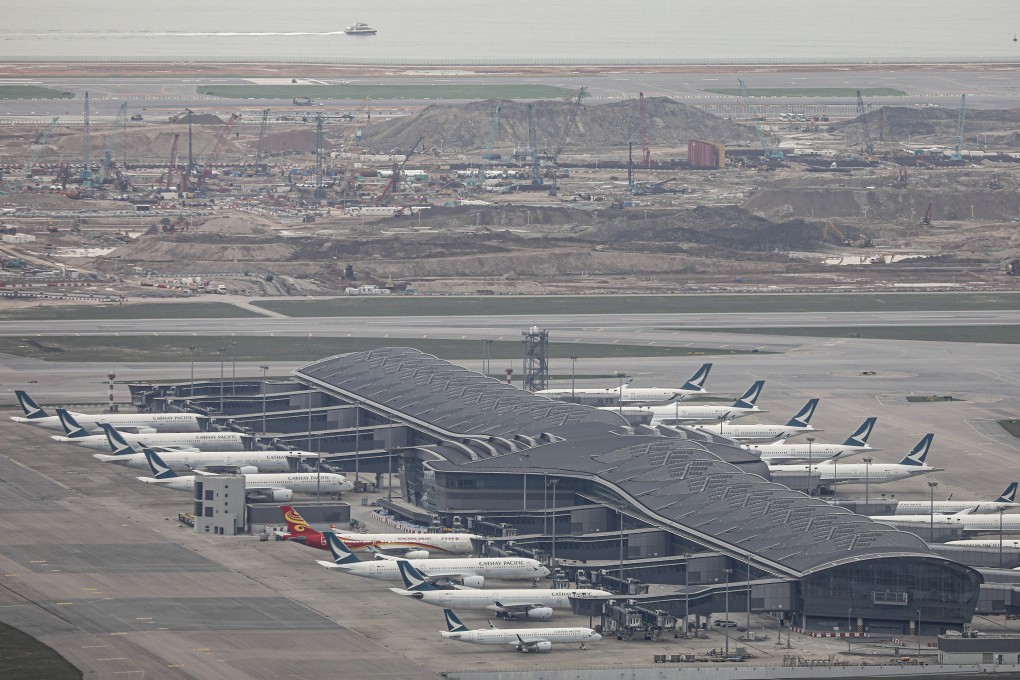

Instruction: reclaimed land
[688,325,1020,344]
[0,85,73,99]
[703,87,906,97]
[0,336,755,362]
[197,84,574,100]
[253,293,1020,317]
[0,302,262,321]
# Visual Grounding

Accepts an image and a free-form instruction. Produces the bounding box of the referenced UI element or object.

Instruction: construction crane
[738,79,782,161]
[2,117,59,195]
[921,201,933,226]
[377,134,424,205]
[855,90,874,156]
[638,92,651,169]
[470,102,501,188]
[254,108,270,174]
[100,102,128,186]
[527,103,542,186]
[203,113,241,177]
[951,94,967,161]
[551,86,588,164]
[82,91,92,186]
[160,133,180,190]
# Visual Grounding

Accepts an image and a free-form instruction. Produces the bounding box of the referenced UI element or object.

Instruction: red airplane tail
[279,505,327,550]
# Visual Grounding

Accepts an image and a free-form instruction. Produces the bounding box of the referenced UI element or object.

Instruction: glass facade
[800,557,982,631]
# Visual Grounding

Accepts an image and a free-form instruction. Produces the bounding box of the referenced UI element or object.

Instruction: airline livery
[768,433,941,487]
[12,390,205,433]
[51,411,248,452]
[692,398,820,442]
[743,417,878,464]
[440,609,601,652]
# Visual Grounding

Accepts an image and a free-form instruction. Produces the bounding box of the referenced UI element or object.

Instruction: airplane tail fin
[280,505,321,540]
[996,482,1019,504]
[843,417,877,447]
[14,390,49,419]
[732,380,765,409]
[325,533,361,565]
[616,378,634,392]
[443,609,470,633]
[785,398,819,428]
[143,447,178,479]
[55,408,89,438]
[101,423,136,454]
[395,559,439,592]
[899,433,934,466]
[681,363,712,392]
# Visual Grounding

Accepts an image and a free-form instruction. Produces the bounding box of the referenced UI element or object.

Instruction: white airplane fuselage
[870,513,1020,533]
[14,411,204,433]
[693,422,817,442]
[139,472,353,495]
[744,441,871,464]
[326,557,549,582]
[95,449,303,473]
[396,588,612,610]
[767,462,940,485]
[893,500,1018,515]
[54,431,246,452]
[335,532,479,554]
[441,627,601,647]
[618,386,705,405]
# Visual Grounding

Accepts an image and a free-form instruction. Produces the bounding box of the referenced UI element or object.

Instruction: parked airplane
[390,560,611,620]
[946,539,1020,549]
[93,447,308,472]
[136,448,352,501]
[317,533,549,586]
[51,411,248,452]
[691,398,820,442]
[615,363,714,405]
[892,483,1018,515]
[278,505,480,556]
[743,417,878,464]
[636,380,767,424]
[12,390,205,433]
[767,433,940,487]
[535,378,633,400]
[440,609,601,652]
[870,508,1020,534]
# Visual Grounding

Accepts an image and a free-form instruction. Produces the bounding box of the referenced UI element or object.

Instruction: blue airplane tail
[325,533,362,565]
[899,433,934,466]
[15,390,49,419]
[443,609,470,633]
[785,398,819,428]
[142,447,178,479]
[843,417,877,447]
[55,408,89,438]
[996,482,1019,504]
[101,423,136,455]
[395,559,439,592]
[732,380,765,409]
[680,363,712,392]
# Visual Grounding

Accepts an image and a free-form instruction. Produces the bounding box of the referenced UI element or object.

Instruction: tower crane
[638,92,650,169]
[739,79,782,161]
[856,90,874,156]
[470,102,501,188]
[527,103,542,186]
[254,108,270,174]
[377,134,424,205]
[203,113,241,177]
[551,86,588,164]
[951,94,967,161]
[100,102,128,185]
[2,117,58,195]
[82,91,92,186]
[160,133,180,190]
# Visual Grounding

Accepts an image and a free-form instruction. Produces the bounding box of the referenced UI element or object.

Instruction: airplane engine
[459,575,484,589]
[270,489,294,502]
[403,550,429,560]
[238,465,259,475]
[526,607,554,620]
[517,640,552,653]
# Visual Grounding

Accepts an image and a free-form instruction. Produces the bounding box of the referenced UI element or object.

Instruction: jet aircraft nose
[537,566,551,577]
[592,632,602,641]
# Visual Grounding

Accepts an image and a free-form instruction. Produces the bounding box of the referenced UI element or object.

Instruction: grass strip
[0,335,760,363]
[703,87,906,97]
[197,84,573,100]
[0,85,74,100]
[0,302,262,321]
[686,325,1020,344]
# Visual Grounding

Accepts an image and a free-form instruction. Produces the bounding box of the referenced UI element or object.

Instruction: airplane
[631,380,767,424]
[614,363,714,405]
[50,411,249,452]
[440,609,601,652]
[892,483,1019,515]
[12,390,206,433]
[93,447,308,473]
[868,510,1020,534]
[946,539,1020,549]
[389,559,611,620]
[535,378,633,400]
[277,505,480,556]
[316,533,549,586]
[136,448,353,501]
[691,398,820,442]
[767,433,941,487]
[742,417,878,464]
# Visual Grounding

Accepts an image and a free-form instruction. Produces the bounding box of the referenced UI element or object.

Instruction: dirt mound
[193,215,280,236]
[106,235,296,264]
[361,97,752,154]
[43,124,244,166]
[835,106,1020,144]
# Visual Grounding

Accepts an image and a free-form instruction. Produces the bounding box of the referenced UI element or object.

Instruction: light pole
[863,457,873,508]
[724,568,733,657]
[519,452,530,512]
[260,364,269,436]
[548,478,559,573]
[618,508,625,581]
[915,608,922,656]
[746,558,751,632]
[1000,509,1006,568]
[683,554,690,636]
[848,608,853,653]
[569,356,578,403]
[217,347,226,414]
[928,481,938,541]
[616,373,628,415]
[354,401,361,487]
[187,345,196,399]
[806,436,815,496]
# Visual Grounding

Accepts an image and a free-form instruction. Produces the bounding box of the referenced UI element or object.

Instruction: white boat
[344,22,377,35]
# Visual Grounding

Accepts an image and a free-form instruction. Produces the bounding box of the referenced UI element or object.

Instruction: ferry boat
[344,22,377,35]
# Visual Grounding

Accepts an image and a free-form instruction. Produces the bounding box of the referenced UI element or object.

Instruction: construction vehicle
[821,220,872,247]
[951,94,967,162]
[377,134,424,205]
[1005,259,1020,276]
[855,90,874,156]
[293,96,312,106]
[921,202,933,226]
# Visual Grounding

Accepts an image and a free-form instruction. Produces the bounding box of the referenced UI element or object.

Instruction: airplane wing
[365,546,400,561]
[495,602,547,615]
[512,634,550,651]
[107,425,158,435]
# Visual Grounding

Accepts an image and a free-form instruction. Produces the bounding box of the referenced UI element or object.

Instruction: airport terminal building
[133,348,982,635]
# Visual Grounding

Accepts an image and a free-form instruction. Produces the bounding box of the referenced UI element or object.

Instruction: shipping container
[688,140,725,169]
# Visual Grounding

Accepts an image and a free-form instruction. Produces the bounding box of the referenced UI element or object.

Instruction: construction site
[2,82,1020,299]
